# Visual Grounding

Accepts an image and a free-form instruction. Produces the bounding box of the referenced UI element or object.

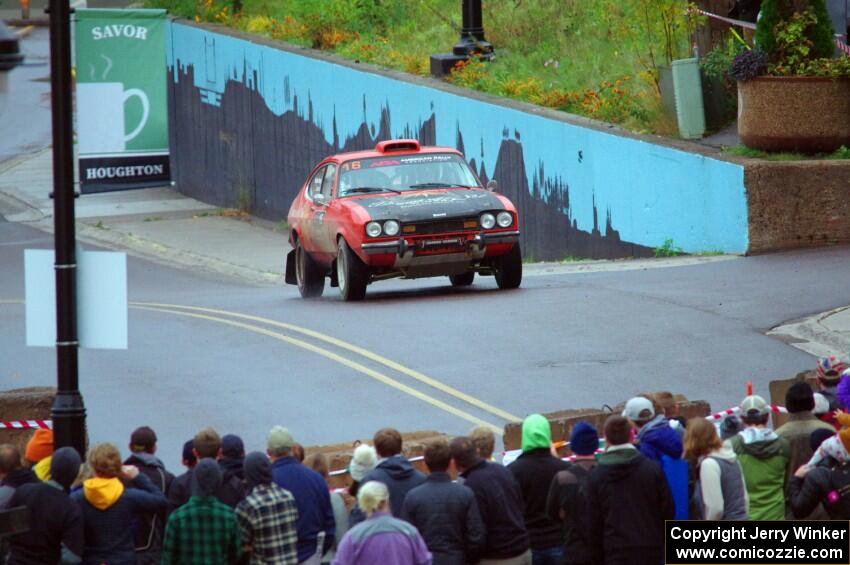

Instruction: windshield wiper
[408,182,476,189]
[345,186,401,194]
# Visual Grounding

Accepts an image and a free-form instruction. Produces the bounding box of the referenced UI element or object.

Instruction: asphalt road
[3,213,850,470]
[0,28,52,166]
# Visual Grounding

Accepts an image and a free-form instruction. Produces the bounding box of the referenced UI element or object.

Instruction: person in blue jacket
[623,396,687,519]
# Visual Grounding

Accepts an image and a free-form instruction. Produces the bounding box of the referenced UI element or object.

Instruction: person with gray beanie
[236,452,300,564]
[6,447,84,565]
[162,459,241,564]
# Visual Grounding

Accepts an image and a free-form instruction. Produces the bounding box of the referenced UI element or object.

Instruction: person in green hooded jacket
[730,395,791,521]
[508,414,570,565]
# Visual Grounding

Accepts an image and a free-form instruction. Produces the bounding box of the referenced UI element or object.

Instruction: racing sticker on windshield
[398,155,454,165]
[368,159,401,168]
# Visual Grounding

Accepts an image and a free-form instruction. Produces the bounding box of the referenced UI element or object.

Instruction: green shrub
[755,0,835,62]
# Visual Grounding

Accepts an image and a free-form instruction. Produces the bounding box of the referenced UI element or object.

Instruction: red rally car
[285,139,522,301]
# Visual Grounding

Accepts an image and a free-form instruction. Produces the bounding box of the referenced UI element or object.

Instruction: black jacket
[360,455,426,518]
[789,462,850,519]
[124,452,175,555]
[401,472,485,565]
[546,459,597,564]
[167,465,244,512]
[461,460,529,561]
[0,469,39,510]
[585,448,674,565]
[219,457,245,482]
[6,481,83,565]
[509,448,571,550]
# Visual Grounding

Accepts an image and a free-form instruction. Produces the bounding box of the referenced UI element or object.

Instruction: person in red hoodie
[71,443,167,565]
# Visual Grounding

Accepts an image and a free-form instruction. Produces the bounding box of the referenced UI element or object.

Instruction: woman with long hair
[684,419,749,520]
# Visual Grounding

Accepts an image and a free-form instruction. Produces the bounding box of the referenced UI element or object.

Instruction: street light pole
[453,0,494,60]
[48,0,86,455]
[430,0,495,78]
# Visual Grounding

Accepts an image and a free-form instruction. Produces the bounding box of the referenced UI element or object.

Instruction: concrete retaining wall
[502,393,711,452]
[166,21,750,260]
[745,160,850,253]
[0,387,54,455]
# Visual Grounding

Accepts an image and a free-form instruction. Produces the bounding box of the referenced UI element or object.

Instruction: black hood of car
[352,189,505,222]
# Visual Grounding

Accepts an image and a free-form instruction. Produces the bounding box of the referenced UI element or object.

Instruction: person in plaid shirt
[162,458,242,564]
[236,452,300,564]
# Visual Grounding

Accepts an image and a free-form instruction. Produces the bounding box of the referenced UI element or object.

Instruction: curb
[768,306,850,358]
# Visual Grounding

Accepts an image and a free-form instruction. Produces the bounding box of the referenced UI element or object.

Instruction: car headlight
[383,220,400,236]
[365,221,382,238]
[480,212,496,230]
[496,211,513,228]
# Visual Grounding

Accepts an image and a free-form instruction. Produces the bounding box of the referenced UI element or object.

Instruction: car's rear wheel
[296,239,324,298]
[495,244,522,289]
[337,237,368,301]
[449,272,475,287]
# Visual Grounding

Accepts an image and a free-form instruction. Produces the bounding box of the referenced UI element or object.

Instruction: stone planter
[737,76,850,153]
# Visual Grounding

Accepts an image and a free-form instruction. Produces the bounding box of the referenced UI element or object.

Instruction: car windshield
[338,153,479,196]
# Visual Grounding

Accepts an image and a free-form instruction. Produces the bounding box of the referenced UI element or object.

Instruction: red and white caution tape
[706,405,787,421]
[695,8,757,30]
[0,420,52,430]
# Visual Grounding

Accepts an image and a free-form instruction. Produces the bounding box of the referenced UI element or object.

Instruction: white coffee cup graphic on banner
[77,82,149,154]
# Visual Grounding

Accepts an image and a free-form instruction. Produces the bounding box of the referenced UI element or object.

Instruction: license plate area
[415,237,466,254]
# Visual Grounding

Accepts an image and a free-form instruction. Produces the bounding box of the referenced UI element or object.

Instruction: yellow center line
[134,305,504,435]
[15,25,34,38]
[131,301,521,422]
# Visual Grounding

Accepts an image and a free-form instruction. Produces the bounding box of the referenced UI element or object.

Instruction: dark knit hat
[130,426,157,453]
[786,382,815,414]
[569,421,599,456]
[811,428,835,452]
[221,434,244,459]
[244,451,272,491]
[191,458,222,497]
[719,415,743,440]
[182,439,196,466]
[50,447,81,492]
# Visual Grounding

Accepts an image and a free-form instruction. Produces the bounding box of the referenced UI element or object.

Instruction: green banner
[75,9,170,191]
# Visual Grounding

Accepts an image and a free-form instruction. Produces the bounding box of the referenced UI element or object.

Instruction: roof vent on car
[375,139,420,153]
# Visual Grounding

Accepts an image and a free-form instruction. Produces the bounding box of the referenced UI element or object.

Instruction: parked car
[285,139,522,301]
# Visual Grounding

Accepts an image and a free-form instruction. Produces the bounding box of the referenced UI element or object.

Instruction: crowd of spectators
[2,356,850,564]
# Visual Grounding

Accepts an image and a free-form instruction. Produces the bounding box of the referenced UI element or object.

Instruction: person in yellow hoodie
[25,428,53,481]
[70,443,168,565]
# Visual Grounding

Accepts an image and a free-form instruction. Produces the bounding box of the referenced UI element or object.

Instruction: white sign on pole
[25,248,128,349]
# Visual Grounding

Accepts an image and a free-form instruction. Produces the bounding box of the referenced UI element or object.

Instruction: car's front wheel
[337,238,369,301]
[449,272,475,287]
[296,239,324,299]
[495,244,522,289]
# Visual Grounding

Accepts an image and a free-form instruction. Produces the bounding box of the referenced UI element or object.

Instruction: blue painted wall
[167,22,749,256]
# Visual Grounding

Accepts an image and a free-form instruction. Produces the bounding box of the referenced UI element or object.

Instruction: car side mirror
[486,180,498,192]
[313,193,327,205]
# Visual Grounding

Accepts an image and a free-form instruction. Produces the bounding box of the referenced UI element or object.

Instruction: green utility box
[671,58,706,140]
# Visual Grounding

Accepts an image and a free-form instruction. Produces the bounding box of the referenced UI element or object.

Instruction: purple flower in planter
[729,50,767,82]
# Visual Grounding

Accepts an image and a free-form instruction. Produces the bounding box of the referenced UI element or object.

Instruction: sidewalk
[769,306,850,359]
[0,148,290,285]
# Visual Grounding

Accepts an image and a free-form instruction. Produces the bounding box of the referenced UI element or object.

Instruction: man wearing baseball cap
[729,395,790,520]
[621,397,682,464]
[267,426,335,565]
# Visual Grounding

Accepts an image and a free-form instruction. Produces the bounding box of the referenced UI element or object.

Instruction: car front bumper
[361,230,520,256]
